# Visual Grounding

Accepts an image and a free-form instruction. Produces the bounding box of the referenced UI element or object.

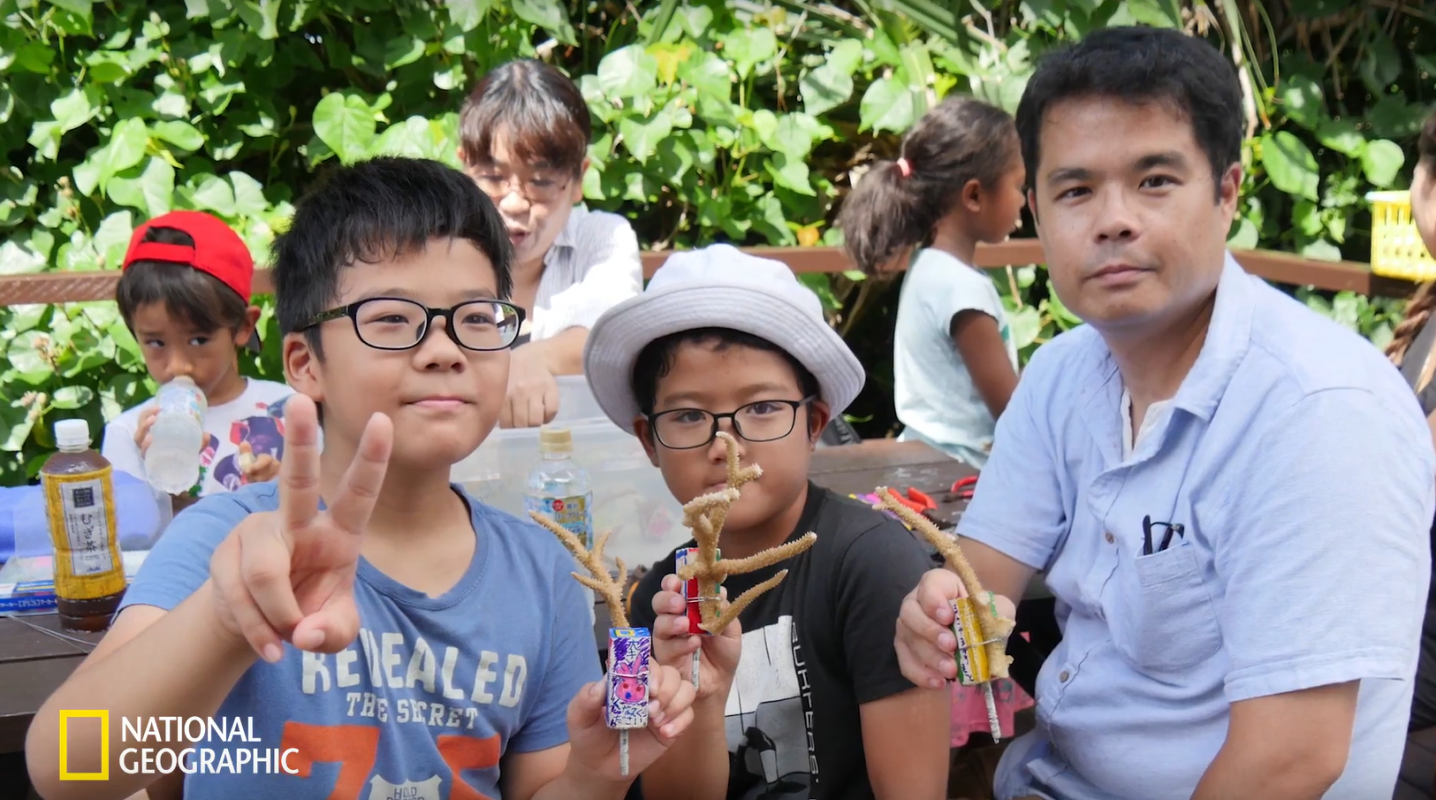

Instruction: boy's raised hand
[651,575,741,702]
[238,441,281,483]
[134,406,160,457]
[565,659,696,783]
[208,394,393,663]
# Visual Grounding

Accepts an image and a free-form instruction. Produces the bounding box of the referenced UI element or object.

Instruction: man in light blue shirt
[894,26,1435,800]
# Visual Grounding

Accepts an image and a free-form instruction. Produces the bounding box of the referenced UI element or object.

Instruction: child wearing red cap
[101,211,294,505]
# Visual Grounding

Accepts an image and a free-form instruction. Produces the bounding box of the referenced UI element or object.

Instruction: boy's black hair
[632,328,822,419]
[1015,25,1244,201]
[271,156,513,356]
[459,59,591,178]
[838,95,1018,275]
[115,227,250,333]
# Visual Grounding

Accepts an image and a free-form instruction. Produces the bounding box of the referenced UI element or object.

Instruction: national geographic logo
[58,711,299,779]
[58,710,109,781]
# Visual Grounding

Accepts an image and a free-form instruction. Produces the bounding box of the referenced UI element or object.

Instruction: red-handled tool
[951,475,978,500]
[905,487,938,512]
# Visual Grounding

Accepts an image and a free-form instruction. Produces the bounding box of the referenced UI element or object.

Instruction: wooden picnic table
[0,439,975,758]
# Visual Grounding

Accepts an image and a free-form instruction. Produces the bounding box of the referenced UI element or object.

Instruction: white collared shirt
[1120,388,1171,461]
[527,204,643,341]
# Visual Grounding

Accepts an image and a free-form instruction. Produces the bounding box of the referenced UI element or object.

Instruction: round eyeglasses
[646,397,816,450]
[298,297,525,352]
[473,171,573,205]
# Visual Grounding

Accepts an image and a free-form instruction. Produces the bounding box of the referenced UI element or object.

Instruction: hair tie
[896,157,912,178]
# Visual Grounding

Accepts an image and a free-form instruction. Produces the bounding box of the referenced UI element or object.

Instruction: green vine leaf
[1260,131,1319,202]
[312,92,375,165]
[859,77,915,134]
[597,45,659,99]
[801,65,852,118]
[1359,139,1405,188]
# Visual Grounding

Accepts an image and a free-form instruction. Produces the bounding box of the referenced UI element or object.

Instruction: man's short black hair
[1016,26,1244,200]
[632,328,821,417]
[115,227,249,334]
[271,156,513,356]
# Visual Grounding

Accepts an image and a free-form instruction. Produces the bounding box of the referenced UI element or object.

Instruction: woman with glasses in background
[458,59,643,428]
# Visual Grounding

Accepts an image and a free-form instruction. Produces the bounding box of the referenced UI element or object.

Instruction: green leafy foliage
[1,0,1433,480]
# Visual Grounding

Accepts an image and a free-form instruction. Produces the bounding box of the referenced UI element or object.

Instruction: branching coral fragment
[872,486,1015,679]
[530,513,630,628]
[678,432,816,634]
[677,534,818,583]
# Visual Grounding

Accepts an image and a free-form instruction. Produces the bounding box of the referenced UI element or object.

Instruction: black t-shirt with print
[629,483,940,800]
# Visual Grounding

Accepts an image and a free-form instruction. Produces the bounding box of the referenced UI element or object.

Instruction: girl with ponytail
[837,95,1027,466]
[1389,105,1436,732]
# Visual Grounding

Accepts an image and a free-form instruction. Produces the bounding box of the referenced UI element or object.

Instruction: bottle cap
[538,427,572,454]
[54,419,90,449]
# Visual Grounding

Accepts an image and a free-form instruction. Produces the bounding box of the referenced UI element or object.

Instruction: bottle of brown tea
[40,419,126,631]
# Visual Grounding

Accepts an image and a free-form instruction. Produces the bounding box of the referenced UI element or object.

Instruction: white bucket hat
[584,244,866,434]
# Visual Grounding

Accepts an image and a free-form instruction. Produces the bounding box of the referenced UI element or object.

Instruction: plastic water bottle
[41,419,125,631]
[524,427,597,624]
[144,376,207,495]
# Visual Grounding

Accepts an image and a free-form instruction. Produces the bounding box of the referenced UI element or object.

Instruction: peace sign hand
[208,394,394,663]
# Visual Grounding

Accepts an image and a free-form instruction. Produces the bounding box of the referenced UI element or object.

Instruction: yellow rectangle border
[58,709,109,780]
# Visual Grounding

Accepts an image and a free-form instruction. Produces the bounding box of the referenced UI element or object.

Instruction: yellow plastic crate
[1368,191,1436,281]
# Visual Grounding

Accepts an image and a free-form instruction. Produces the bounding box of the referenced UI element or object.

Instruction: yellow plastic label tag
[952,597,990,686]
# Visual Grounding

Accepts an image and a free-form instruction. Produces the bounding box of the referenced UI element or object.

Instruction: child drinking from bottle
[101,211,293,506]
[838,95,1027,468]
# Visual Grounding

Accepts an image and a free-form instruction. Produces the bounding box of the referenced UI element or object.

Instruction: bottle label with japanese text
[524,493,593,549]
[41,468,126,600]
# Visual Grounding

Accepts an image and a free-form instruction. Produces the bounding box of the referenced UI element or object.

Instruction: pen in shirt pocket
[1141,514,1186,556]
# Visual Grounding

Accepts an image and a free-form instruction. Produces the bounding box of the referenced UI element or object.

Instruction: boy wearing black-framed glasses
[26,157,697,800]
[583,245,951,800]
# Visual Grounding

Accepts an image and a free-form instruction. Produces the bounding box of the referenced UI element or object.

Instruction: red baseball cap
[122,211,255,302]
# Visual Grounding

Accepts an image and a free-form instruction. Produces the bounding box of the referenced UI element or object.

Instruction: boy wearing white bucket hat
[585,244,950,800]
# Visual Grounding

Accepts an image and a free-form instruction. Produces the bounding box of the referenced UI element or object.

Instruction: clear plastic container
[453,418,690,575]
[144,376,207,495]
[553,374,604,424]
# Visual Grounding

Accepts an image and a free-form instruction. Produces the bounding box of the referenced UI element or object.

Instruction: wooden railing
[0,238,1418,307]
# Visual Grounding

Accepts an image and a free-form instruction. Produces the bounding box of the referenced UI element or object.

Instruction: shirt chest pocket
[1114,544,1223,672]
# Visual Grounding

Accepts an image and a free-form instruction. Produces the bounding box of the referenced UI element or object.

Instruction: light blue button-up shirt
[962,254,1435,800]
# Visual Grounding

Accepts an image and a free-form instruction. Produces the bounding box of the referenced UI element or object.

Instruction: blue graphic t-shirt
[118,482,603,799]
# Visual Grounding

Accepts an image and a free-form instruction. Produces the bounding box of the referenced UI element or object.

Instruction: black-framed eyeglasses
[1141,515,1185,556]
[647,397,817,450]
[298,297,525,352]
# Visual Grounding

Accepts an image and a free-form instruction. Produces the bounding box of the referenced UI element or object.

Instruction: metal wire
[0,613,98,652]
